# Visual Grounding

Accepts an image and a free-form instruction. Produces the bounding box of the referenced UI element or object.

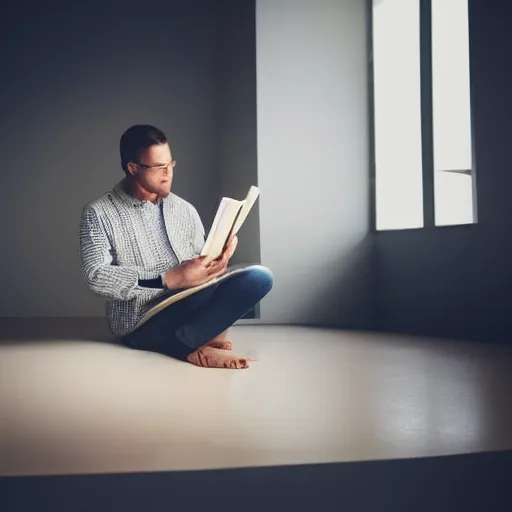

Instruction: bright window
[373,0,423,230]
[432,0,474,226]
[372,0,476,230]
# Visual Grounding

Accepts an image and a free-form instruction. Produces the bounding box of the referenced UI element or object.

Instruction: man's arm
[79,206,165,301]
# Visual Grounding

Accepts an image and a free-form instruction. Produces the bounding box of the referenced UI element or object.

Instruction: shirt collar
[113,178,163,209]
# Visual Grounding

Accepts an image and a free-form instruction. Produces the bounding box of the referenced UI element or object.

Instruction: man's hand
[223,235,238,261]
[164,255,228,290]
[164,236,237,290]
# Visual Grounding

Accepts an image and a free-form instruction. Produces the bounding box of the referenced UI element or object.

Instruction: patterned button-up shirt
[79,178,205,337]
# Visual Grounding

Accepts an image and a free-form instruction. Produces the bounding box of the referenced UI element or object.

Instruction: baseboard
[0,317,115,342]
[0,313,263,342]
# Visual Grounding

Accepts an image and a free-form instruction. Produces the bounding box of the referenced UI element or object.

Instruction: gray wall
[376,0,512,344]
[1,0,374,327]
[217,0,261,267]
[0,0,259,317]
[256,0,375,327]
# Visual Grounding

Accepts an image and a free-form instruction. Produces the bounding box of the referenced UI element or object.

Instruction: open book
[201,185,260,261]
[130,186,260,331]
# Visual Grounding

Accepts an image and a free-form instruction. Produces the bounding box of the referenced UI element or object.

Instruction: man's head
[120,124,175,198]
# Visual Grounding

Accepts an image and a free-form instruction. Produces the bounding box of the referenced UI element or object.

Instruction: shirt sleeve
[191,205,206,256]
[79,206,164,300]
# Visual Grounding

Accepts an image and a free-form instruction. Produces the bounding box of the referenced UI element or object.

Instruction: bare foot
[205,340,232,350]
[187,346,249,369]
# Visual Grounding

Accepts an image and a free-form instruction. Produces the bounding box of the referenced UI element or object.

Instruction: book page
[232,186,260,235]
[201,198,243,260]
[201,199,227,256]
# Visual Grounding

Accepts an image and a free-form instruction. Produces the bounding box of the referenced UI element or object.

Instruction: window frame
[368,0,478,232]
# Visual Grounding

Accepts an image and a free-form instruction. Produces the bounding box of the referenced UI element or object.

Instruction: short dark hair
[120,124,168,173]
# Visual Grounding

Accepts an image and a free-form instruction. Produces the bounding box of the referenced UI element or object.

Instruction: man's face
[130,143,175,198]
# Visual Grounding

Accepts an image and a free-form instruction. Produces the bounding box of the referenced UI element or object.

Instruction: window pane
[432,0,475,226]
[432,0,472,171]
[434,172,473,226]
[373,0,423,230]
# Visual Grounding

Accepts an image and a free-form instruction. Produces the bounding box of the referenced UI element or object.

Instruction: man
[79,124,273,369]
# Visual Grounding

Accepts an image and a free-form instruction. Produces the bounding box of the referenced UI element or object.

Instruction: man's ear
[126,162,138,177]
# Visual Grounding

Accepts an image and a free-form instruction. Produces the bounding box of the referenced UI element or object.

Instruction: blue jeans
[122,266,273,361]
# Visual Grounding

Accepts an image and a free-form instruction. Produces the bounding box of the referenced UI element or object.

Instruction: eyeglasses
[136,160,176,173]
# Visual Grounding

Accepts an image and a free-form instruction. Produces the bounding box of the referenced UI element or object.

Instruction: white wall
[256,0,374,327]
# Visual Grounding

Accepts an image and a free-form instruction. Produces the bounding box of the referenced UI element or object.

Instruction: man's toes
[236,358,248,369]
[222,358,247,369]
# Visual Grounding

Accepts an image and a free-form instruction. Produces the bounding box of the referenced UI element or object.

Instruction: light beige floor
[1,323,512,476]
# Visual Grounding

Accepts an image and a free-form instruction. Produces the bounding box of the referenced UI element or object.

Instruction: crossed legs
[123,266,273,369]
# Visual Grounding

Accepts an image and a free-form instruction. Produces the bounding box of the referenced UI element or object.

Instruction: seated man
[79,124,273,369]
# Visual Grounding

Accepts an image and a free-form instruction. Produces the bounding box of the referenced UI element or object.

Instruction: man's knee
[244,265,274,293]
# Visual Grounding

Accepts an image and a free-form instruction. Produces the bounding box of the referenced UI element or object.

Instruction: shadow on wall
[376,225,512,345]
[288,235,377,331]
